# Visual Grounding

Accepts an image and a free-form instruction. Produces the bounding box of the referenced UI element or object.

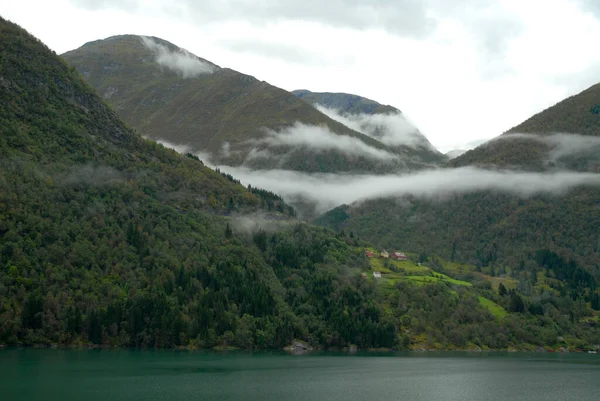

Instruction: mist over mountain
[314,82,600,270]
[62,36,442,174]
[2,14,600,353]
[451,83,600,171]
[293,89,445,164]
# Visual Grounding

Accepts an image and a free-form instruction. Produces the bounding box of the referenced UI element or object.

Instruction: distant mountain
[445,149,467,159]
[293,89,446,164]
[4,17,599,351]
[450,83,600,171]
[293,90,400,115]
[62,36,441,174]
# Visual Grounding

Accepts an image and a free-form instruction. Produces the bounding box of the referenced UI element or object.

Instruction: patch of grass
[369,258,393,273]
[478,296,508,318]
[392,260,429,274]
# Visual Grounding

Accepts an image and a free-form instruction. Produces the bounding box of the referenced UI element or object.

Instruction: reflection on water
[1,349,598,401]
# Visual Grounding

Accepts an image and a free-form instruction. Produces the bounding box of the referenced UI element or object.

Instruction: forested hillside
[0,17,395,349]
[1,17,599,351]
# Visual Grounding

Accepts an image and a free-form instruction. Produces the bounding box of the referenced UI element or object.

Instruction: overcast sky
[3,0,600,153]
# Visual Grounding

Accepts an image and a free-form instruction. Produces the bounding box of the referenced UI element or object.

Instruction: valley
[0,14,599,354]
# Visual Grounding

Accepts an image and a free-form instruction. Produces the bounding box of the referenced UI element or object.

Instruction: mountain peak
[63,37,446,174]
[292,89,400,115]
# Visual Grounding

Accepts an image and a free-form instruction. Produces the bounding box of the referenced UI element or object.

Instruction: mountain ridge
[2,16,599,351]
[62,35,442,174]
[450,83,600,171]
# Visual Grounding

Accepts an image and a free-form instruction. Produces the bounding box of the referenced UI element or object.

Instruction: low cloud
[249,122,399,162]
[315,105,434,150]
[60,165,124,186]
[140,36,216,78]
[446,149,467,159]
[155,139,191,155]
[221,142,231,158]
[492,133,600,160]
[155,139,213,163]
[218,166,600,214]
[229,213,294,234]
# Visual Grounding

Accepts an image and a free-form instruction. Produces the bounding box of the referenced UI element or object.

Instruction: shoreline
[0,343,593,355]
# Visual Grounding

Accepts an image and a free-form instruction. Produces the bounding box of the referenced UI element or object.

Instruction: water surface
[1,349,598,401]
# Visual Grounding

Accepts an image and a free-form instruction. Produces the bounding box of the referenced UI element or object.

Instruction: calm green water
[1,349,599,401]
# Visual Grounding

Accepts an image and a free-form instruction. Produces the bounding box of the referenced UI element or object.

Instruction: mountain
[450,83,600,171]
[315,86,600,294]
[61,36,440,174]
[445,149,467,159]
[293,89,400,115]
[0,17,407,349]
[2,17,598,351]
[293,89,446,164]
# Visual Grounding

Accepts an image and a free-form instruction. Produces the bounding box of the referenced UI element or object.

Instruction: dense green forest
[1,17,599,351]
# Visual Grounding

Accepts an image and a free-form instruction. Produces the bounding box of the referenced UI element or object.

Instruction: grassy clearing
[403,275,472,287]
[392,260,429,274]
[478,296,507,318]
[369,257,430,274]
[369,258,393,273]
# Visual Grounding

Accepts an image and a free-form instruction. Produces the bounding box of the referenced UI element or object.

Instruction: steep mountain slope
[2,18,598,351]
[293,89,399,115]
[0,17,401,349]
[62,36,435,174]
[450,83,600,171]
[293,89,446,164]
[316,85,600,276]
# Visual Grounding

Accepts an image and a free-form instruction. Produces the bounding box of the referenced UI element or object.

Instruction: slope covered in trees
[0,17,395,349]
[1,17,598,351]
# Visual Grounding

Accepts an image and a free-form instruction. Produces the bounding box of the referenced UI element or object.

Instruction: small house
[365,250,375,258]
[373,271,382,278]
[380,251,389,258]
[392,251,408,260]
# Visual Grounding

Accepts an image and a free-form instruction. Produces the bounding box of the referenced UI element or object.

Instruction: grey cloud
[217,38,327,65]
[184,0,436,38]
[315,105,432,149]
[71,0,434,37]
[578,0,600,17]
[69,0,139,11]
[60,165,125,187]
[497,133,600,161]
[155,138,191,154]
[552,62,600,94]
[155,138,213,163]
[140,36,216,78]
[218,165,600,214]
[71,0,523,60]
[433,0,523,55]
[229,213,294,234]
[248,122,400,162]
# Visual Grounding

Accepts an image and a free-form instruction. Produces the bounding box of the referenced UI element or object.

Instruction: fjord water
[1,350,599,401]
